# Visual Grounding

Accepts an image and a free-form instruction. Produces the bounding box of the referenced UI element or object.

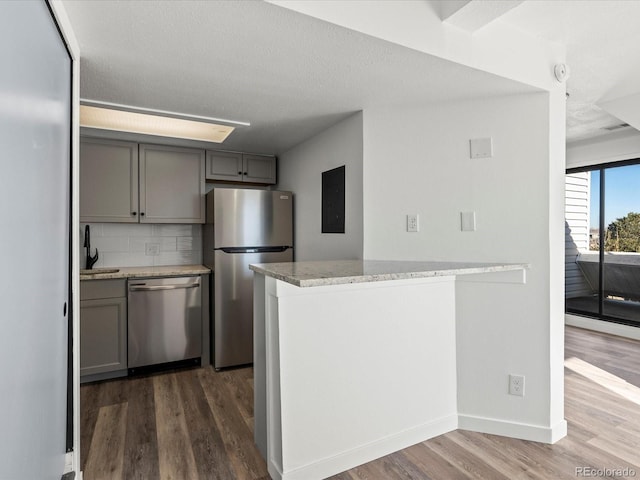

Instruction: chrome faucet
[83,225,99,269]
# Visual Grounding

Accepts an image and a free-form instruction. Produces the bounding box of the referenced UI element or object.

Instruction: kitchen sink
[80,268,120,275]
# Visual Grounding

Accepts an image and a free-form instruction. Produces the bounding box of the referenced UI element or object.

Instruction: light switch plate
[461,211,476,231]
[469,137,493,159]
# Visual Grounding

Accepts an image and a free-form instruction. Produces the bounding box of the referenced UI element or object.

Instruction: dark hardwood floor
[81,326,640,479]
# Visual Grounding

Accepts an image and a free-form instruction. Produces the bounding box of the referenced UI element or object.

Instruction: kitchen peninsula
[250,260,530,480]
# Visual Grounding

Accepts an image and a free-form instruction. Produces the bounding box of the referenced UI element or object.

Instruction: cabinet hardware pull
[129,284,199,291]
[238,171,242,175]
[140,212,145,216]
[132,211,137,215]
[244,172,248,175]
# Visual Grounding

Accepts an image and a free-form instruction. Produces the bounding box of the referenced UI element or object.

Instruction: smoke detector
[554,63,570,83]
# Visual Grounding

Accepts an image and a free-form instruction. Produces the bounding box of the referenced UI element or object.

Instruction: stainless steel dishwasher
[127,276,201,370]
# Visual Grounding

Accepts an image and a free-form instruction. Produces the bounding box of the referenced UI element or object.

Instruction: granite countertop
[249,260,528,287]
[80,264,211,280]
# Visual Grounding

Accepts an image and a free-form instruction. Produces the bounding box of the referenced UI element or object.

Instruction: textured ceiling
[63,0,640,152]
[61,0,537,155]
[498,0,640,143]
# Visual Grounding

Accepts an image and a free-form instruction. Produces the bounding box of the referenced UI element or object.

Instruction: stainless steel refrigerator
[204,188,293,369]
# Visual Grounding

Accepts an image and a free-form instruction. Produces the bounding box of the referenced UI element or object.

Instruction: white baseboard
[63,451,83,479]
[274,413,567,480]
[277,415,458,480]
[64,452,73,474]
[565,314,640,341]
[458,415,567,444]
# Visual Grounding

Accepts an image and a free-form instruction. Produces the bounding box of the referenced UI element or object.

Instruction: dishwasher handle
[129,283,200,292]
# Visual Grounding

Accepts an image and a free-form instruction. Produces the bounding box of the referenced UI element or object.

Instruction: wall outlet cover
[407,214,419,232]
[509,374,525,397]
[145,242,160,256]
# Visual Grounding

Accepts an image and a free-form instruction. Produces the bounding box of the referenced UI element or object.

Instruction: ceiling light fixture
[79,99,250,144]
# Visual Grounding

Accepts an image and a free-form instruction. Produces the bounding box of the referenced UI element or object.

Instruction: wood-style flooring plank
[176,368,236,480]
[80,384,100,470]
[587,427,640,469]
[198,368,268,480]
[444,430,549,480]
[422,435,511,480]
[122,375,160,480]
[84,402,128,480]
[153,373,199,480]
[402,440,470,479]
[219,368,255,423]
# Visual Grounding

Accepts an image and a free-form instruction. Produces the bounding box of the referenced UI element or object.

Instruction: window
[565,161,640,327]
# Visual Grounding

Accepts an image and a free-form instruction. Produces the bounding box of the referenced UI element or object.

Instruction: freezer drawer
[214,248,292,368]
[128,276,202,369]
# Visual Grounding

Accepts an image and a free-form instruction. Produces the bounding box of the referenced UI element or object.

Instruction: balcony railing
[577,251,640,301]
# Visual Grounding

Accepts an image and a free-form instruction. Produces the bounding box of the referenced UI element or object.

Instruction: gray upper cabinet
[243,154,277,184]
[80,138,206,224]
[80,138,139,223]
[139,144,206,223]
[206,150,276,184]
[206,150,243,182]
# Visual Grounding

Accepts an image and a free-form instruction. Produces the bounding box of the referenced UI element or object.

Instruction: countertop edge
[80,264,211,281]
[249,262,529,288]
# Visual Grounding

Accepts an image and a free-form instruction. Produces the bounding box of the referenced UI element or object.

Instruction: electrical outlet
[145,242,160,256]
[407,214,419,232]
[509,374,525,397]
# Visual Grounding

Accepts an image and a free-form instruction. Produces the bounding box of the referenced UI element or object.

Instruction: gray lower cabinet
[206,150,276,184]
[80,279,127,382]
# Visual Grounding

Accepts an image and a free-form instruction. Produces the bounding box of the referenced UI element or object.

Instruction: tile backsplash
[80,223,202,268]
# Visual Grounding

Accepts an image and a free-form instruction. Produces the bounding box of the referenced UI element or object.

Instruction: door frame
[47,0,81,475]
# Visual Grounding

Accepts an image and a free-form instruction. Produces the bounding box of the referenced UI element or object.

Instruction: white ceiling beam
[437,1,473,22]
[599,92,640,135]
[440,0,525,33]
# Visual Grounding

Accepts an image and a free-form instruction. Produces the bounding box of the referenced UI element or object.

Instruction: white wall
[362,92,566,437]
[277,112,363,261]
[363,95,552,263]
[79,223,202,268]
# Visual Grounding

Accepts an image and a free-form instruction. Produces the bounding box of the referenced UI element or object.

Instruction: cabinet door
[243,154,276,184]
[80,138,139,223]
[139,144,206,223]
[80,296,127,377]
[206,150,243,181]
